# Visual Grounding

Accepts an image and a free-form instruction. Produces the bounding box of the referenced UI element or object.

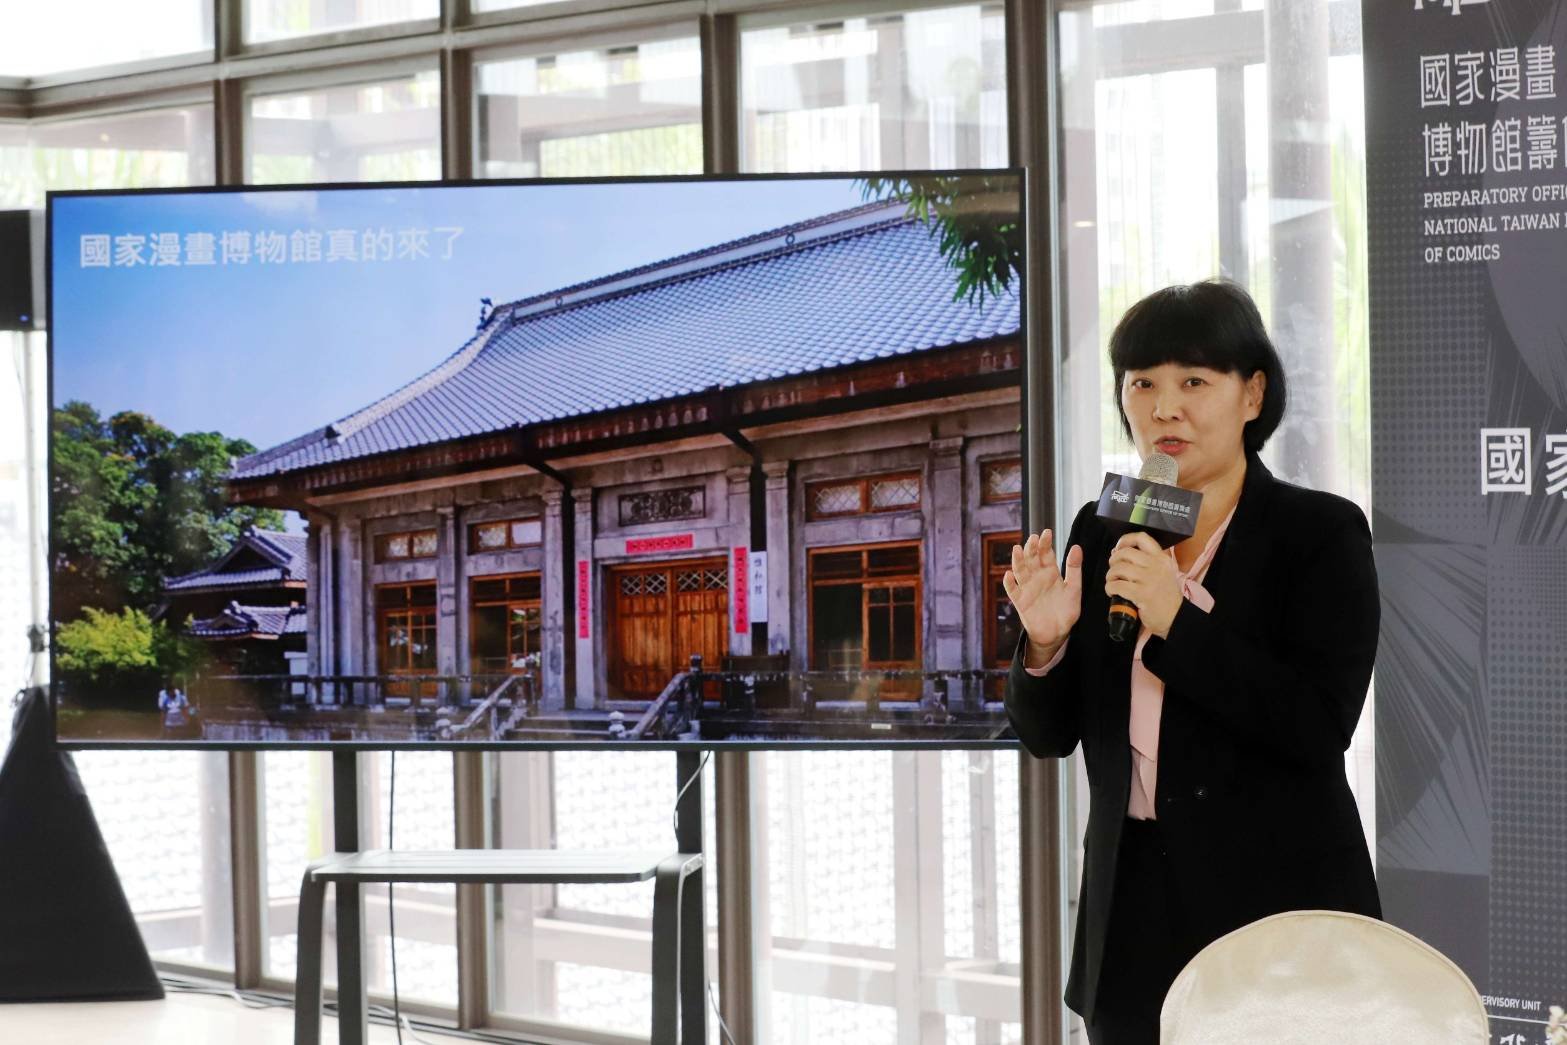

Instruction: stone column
[571,487,596,710]
[541,487,567,711]
[304,516,327,686]
[725,466,753,657]
[341,515,357,679]
[928,437,966,671]
[762,461,791,657]
[435,506,459,687]
[336,514,361,702]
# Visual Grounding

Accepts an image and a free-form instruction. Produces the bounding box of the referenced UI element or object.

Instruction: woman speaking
[1003,279,1381,1044]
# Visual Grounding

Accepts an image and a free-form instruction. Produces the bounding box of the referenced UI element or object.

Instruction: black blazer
[1004,450,1382,1024]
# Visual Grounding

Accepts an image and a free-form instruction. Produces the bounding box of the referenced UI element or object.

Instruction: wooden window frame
[374,581,438,677]
[805,470,922,520]
[979,457,1023,505]
[467,517,543,553]
[375,527,439,563]
[983,531,1023,672]
[469,571,543,676]
[806,540,924,673]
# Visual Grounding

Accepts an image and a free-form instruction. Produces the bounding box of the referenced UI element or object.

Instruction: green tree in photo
[858,174,1023,307]
[54,607,159,682]
[50,400,285,625]
[52,605,210,693]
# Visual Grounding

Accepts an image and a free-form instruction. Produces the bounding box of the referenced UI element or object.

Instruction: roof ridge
[500,210,919,330]
[326,321,501,443]
[498,199,903,314]
[243,529,293,566]
[163,529,296,587]
[232,424,331,476]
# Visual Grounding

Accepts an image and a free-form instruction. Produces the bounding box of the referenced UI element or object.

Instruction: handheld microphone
[1094,451,1199,642]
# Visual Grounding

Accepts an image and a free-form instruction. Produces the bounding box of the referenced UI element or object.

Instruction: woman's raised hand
[1002,529,1084,660]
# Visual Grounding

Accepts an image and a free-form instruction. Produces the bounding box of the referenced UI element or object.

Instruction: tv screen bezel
[45,168,1032,751]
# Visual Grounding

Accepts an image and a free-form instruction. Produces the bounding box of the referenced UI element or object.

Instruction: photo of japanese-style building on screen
[52,175,1024,744]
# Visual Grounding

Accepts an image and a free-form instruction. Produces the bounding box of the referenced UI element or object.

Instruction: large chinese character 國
[79,234,110,268]
[1481,428,1532,495]
[1421,54,1452,107]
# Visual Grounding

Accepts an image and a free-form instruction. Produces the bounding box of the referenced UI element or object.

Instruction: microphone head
[1138,451,1179,485]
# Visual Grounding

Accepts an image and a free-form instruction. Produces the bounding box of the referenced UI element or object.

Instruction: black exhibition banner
[1365,0,1567,1040]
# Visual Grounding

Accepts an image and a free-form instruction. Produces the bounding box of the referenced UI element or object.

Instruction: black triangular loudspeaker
[0,688,164,1002]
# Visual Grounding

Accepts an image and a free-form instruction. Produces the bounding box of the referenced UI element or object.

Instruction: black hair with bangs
[1107,278,1287,454]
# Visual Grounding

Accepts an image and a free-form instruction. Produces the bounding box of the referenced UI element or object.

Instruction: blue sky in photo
[50,178,870,455]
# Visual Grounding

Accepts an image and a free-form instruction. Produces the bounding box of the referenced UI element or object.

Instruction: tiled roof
[186,601,307,639]
[162,528,307,592]
[232,200,1021,481]
[164,567,286,591]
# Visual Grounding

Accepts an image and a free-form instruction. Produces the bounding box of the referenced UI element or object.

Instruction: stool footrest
[293,848,705,1045]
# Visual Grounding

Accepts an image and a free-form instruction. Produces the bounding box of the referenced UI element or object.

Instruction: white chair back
[1160,909,1488,1044]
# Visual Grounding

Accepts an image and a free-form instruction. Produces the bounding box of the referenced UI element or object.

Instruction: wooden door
[608,558,728,700]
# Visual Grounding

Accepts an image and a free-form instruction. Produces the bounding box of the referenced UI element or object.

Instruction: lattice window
[375,528,438,562]
[473,522,508,550]
[621,573,645,595]
[469,516,542,552]
[807,471,922,519]
[511,518,542,546]
[677,570,702,591]
[869,476,919,509]
[981,457,1023,503]
[812,482,861,516]
[702,568,727,590]
[645,572,668,594]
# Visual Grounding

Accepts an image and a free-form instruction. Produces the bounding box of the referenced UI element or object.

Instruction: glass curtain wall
[1055,0,1372,1035]
[0,104,235,970]
[238,78,456,990]
[738,5,1022,1042]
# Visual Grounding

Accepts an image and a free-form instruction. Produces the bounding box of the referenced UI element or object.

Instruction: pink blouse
[1023,505,1236,820]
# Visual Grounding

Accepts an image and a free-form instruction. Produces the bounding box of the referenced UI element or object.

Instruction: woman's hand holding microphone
[1002,529,1084,668]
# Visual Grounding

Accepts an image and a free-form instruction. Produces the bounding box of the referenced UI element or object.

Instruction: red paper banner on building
[732,545,748,634]
[576,560,591,639]
[625,533,695,555]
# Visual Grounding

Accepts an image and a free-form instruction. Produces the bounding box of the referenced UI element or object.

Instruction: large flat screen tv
[48,172,1026,748]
